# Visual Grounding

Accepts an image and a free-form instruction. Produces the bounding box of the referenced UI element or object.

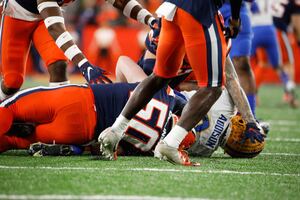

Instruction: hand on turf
[224,18,241,39]
[79,62,112,84]
[241,122,266,144]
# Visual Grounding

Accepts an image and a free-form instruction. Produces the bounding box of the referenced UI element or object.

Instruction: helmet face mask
[222,115,265,158]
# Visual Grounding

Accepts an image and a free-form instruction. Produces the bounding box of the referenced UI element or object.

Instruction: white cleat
[154,141,200,166]
[98,127,121,160]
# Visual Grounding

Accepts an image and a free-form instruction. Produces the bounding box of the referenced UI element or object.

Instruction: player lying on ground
[0,0,156,100]
[0,52,265,159]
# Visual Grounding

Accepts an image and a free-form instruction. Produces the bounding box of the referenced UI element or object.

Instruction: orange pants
[1,16,67,89]
[154,8,227,87]
[277,30,294,65]
[0,85,97,152]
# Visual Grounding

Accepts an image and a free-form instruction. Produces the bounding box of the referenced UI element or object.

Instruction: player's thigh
[32,21,67,67]
[1,17,36,86]
[230,34,252,57]
[177,10,227,87]
[153,18,185,78]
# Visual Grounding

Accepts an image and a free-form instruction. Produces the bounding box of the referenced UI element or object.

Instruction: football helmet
[222,115,265,158]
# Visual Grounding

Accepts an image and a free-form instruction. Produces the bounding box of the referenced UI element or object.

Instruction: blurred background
[0,0,300,84]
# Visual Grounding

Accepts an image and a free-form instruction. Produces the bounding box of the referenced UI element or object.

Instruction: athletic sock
[49,81,70,87]
[279,71,289,88]
[111,115,130,139]
[163,125,188,149]
[247,94,256,117]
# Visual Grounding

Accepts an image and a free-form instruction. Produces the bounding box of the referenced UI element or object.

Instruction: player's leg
[98,16,185,160]
[265,26,296,107]
[32,21,69,86]
[277,30,298,106]
[0,16,36,100]
[0,134,36,153]
[115,56,148,83]
[155,10,226,165]
[230,11,256,116]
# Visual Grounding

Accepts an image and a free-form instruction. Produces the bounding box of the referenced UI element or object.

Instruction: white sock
[111,115,130,139]
[49,81,70,87]
[0,82,9,101]
[163,125,188,149]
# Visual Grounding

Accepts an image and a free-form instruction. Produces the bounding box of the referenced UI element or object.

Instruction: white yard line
[266,138,300,142]
[0,165,299,177]
[0,195,213,200]
[267,120,299,126]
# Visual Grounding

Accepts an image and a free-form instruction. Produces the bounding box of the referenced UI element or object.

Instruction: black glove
[79,61,112,84]
[241,122,266,144]
[224,18,241,39]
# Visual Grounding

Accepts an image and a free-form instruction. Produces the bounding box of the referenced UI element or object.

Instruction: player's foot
[98,127,120,160]
[283,92,299,108]
[28,142,83,156]
[154,141,200,166]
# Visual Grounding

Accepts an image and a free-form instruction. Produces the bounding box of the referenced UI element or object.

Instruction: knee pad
[3,72,24,90]
[0,107,13,135]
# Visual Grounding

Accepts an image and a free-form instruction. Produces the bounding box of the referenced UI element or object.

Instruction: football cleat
[154,141,200,166]
[98,127,120,160]
[28,142,83,156]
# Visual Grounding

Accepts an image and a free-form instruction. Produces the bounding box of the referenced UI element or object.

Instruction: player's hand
[241,122,266,144]
[148,18,161,51]
[79,62,112,84]
[224,18,241,39]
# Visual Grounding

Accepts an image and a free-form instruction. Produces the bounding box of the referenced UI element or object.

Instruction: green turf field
[0,77,299,200]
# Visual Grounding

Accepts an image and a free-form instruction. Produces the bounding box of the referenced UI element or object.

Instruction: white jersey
[250,0,275,26]
[4,0,42,21]
[183,89,237,157]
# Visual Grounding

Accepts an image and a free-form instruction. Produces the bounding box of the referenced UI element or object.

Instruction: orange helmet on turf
[222,115,265,158]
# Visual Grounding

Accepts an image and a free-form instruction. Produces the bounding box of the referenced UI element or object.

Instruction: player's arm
[105,0,156,26]
[224,57,256,124]
[37,0,111,84]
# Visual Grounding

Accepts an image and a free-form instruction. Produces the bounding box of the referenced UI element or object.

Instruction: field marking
[266,138,300,142]
[0,195,214,200]
[268,120,299,126]
[0,165,299,177]
[213,152,300,156]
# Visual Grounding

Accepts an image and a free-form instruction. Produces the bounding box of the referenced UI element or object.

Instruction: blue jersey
[90,83,182,155]
[165,0,219,27]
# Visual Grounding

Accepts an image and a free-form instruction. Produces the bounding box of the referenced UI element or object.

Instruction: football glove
[224,18,241,39]
[147,18,161,53]
[241,122,266,144]
[79,62,112,84]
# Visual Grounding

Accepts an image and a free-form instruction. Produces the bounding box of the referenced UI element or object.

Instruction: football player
[272,0,300,107]
[98,0,243,166]
[0,0,156,100]
[220,0,257,116]
[0,80,181,154]
[249,0,297,107]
